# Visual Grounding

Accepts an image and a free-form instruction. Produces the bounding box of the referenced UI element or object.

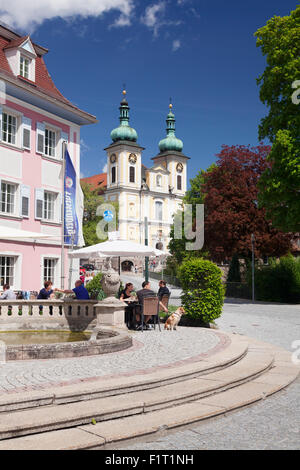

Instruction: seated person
[55,280,90,300]
[135,281,168,330]
[38,281,54,299]
[157,280,170,300]
[120,283,136,329]
[0,283,16,300]
[120,283,135,300]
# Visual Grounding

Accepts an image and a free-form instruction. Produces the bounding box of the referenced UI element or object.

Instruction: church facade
[103,91,189,256]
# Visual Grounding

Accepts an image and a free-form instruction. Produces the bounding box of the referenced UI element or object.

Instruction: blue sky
[1,0,297,185]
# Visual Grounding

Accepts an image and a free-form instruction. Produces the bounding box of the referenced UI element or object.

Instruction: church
[82,90,189,269]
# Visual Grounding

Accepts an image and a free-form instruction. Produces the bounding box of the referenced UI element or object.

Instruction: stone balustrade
[0,298,127,331]
[0,300,99,331]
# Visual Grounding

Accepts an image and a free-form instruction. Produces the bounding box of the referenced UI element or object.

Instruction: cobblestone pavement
[0,328,223,393]
[116,299,300,450]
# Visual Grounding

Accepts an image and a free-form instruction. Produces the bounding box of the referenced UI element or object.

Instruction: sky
[0,0,297,185]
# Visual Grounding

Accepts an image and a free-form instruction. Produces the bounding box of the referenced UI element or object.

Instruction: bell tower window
[111,166,116,184]
[177,175,182,191]
[129,166,135,183]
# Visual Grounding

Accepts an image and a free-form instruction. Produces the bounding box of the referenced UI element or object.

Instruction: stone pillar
[94,298,126,329]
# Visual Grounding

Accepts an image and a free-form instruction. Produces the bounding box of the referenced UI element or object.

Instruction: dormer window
[4,36,37,82]
[20,56,30,79]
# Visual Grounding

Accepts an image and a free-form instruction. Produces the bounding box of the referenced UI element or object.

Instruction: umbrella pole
[145,217,149,283]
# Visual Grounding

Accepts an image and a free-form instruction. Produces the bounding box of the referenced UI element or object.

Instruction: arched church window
[111,166,116,184]
[129,166,135,183]
[155,201,163,221]
[177,174,182,191]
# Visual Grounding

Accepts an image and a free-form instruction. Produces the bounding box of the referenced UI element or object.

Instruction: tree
[255,6,300,232]
[81,183,118,247]
[202,144,293,262]
[168,165,215,264]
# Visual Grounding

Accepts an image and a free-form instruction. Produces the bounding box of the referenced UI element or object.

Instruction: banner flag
[64,149,79,246]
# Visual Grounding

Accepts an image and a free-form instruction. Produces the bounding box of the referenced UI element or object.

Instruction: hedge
[178,258,225,323]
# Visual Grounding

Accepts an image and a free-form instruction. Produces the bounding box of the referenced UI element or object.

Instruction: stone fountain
[90,258,126,340]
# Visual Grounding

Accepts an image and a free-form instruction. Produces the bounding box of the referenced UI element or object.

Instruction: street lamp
[251,233,255,302]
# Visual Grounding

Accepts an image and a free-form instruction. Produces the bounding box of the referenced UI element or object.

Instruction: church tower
[153,103,189,197]
[104,90,144,242]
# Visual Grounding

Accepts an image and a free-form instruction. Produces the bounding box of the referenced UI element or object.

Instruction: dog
[164,307,185,330]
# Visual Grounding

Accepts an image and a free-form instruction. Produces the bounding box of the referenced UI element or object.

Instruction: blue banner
[64,149,79,245]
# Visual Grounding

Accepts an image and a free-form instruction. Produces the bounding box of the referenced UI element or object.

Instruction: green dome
[159,107,183,153]
[111,94,138,143]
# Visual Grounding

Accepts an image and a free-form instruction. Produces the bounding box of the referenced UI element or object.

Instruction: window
[43,192,56,221]
[129,166,135,183]
[1,182,17,214]
[155,201,163,221]
[43,258,56,284]
[20,56,30,79]
[111,166,116,184]
[2,112,17,145]
[156,175,162,187]
[0,256,15,288]
[45,128,56,157]
[177,175,182,191]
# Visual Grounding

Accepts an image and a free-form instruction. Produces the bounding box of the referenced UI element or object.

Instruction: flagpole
[61,141,66,290]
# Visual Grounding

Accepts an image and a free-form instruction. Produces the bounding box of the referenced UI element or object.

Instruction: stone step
[0,356,298,451]
[0,348,274,441]
[0,333,248,413]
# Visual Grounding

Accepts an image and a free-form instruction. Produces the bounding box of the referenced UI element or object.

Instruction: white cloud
[0,0,134,31]
[140,2,166,36]
[172,39,181,51]
[102,163,108,173]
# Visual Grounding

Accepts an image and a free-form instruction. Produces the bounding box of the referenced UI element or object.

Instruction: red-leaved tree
[202,144,293,262]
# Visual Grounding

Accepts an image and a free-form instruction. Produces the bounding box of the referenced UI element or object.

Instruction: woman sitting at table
[120,283,135,300]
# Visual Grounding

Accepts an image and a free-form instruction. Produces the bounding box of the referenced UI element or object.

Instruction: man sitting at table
[135,281,168,330]
[55,280,90,300]
[0,284,16,300]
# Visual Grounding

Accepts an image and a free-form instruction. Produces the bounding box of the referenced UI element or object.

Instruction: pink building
[0,23,97,293]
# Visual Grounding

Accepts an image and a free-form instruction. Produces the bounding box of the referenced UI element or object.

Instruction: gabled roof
[81,173,107,194]
[0,24,97,124]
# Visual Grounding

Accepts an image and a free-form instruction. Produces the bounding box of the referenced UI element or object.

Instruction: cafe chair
[160,294,170,312]
[141,296,161,332]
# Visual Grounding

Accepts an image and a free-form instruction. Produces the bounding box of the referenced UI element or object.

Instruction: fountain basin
[0,328,132,361]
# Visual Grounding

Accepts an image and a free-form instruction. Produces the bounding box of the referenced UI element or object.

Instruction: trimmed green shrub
[86,273,105,300]
[251,254,300,303]
[178,258,225,323]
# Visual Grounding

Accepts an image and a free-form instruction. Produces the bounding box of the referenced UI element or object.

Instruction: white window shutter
[35,188,44,220]
[20,185,30,218]
[36,122,45,154]
[61,132,68,159]
[22,117,31,150]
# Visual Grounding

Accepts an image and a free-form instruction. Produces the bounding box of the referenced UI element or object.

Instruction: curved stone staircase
[0,332,298,450]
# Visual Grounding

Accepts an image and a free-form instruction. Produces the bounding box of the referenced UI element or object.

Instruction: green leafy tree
[81,183,119,247]
[227,254,241,283]
[168,165,215,263]
[255,6,300,232]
